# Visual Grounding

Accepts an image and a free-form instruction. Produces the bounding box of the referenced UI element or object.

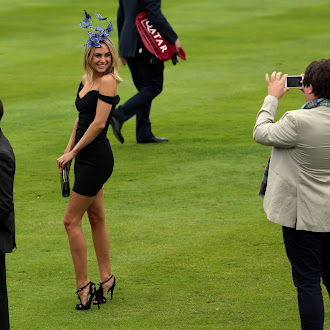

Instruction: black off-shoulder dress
[73,82,120,197]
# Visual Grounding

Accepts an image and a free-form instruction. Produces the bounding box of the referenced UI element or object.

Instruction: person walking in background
[57,11,121,310]
[254,60,330,329]
[0,98,16,330]
[111,0,181,144]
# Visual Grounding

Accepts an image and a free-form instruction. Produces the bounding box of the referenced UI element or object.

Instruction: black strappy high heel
[75,281,96,310]
[93,275,116,306]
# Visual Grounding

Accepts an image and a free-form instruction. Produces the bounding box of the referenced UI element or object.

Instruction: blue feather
[85,38,101,48]
[84,10,92,20]
[79,18,92,29]
[94,11,107,20]
[87,31,97,41]
[106,21,113,33]
[95,26,104,32]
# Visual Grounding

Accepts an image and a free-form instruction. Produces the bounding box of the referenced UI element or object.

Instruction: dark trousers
[0,254,9,330]
[114,57,164,142]
[283,226,330,330]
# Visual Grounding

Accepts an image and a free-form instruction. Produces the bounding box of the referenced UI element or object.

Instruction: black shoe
[111,117,124,144]
[138,136,168,143]
[75,281,96,310]
[93,275,116,308]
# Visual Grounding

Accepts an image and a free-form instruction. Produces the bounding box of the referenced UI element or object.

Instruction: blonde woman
[57,14,122,310]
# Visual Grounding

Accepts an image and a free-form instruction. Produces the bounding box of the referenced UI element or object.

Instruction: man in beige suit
[254,59,330,330]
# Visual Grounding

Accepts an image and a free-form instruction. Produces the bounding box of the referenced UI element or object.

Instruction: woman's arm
[65,117,79,153]
[57,75,117,169]
[62,117,79,172]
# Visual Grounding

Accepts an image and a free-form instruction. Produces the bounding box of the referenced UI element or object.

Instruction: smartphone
[285,75,304,88]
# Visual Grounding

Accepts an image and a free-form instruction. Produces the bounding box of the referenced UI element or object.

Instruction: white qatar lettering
[145,20,167,53]
[146,21,156,34]
[160,45,167,53]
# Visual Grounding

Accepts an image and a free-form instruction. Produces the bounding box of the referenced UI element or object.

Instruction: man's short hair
[304,59,330,99]
[0,99,3,122]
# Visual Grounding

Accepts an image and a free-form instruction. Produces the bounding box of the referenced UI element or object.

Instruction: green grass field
[1,0,330,328]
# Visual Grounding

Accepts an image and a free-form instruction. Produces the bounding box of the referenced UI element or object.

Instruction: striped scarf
[258,98,330,197]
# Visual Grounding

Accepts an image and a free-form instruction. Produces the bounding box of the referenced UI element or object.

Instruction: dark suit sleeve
[144,0,178,44]
[117,0,124,39]
[0,152,15,224]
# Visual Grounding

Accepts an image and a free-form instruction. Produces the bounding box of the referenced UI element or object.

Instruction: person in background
[111,0,181,144]
[0,98,16,330]
[253,59,330,329]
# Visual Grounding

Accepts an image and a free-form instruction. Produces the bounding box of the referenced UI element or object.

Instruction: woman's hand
[265,71,289,99]
[57,150,77,174]
[63,148,73,172]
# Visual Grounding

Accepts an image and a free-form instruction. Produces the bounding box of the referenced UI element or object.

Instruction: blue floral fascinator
[79,10,113,47]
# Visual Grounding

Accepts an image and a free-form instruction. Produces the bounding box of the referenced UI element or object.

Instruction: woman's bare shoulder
[99,74,117,96]
[100,73,116,84]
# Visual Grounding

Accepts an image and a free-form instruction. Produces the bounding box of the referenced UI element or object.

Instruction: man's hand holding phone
[266,71,289,99]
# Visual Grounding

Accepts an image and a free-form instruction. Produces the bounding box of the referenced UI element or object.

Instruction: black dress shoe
[111,117,124,144]
[137,136,168,143]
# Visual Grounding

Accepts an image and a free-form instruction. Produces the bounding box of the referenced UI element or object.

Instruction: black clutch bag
[60,165,70,197]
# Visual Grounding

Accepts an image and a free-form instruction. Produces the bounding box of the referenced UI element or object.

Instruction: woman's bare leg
[87,188,114,294]
[63,191,95,304]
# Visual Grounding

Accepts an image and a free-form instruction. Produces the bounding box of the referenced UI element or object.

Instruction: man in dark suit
[111,0,181,143]
[0,98,16,330]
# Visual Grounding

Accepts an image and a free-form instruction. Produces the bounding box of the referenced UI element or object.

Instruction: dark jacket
[117,0,178,58]
[0,129,16,253]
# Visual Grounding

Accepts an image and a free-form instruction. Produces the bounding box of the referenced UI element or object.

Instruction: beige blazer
[254,95,330,232]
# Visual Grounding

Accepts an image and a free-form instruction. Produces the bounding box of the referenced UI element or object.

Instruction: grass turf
[1,0,330,328]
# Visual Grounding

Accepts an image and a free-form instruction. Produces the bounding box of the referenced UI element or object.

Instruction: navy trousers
[0,254,9,330]
[113,57,164,142]
[283,226,330,330]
